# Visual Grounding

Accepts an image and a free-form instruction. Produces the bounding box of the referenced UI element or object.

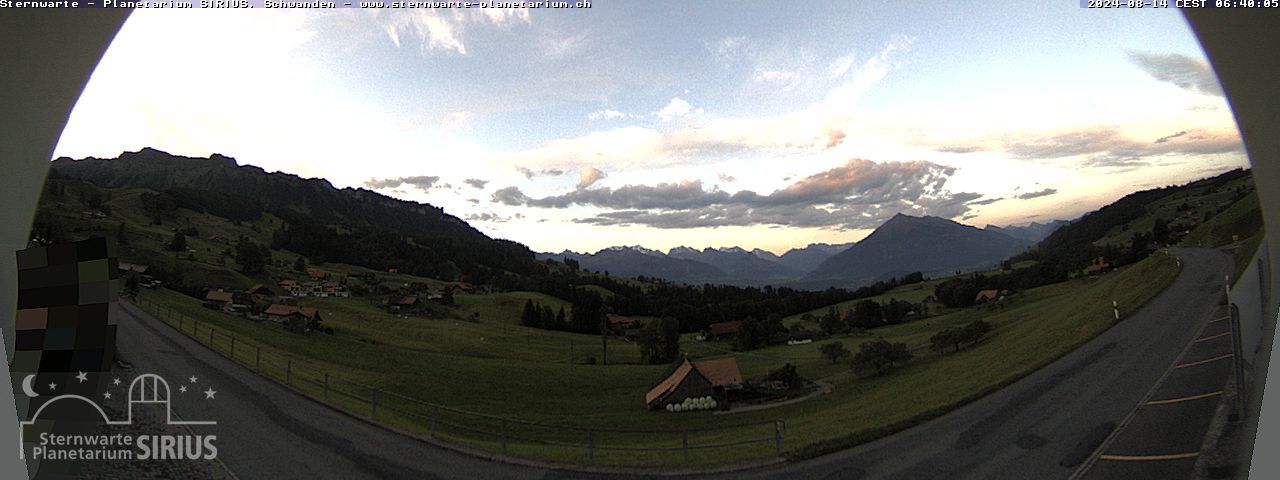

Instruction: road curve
[115,247,1231,480]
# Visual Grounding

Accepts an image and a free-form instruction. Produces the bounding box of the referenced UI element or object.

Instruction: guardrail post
[286,359,292,385]
[323,373,329,402]
[255,347,261,371]
[587,431,594,465]
[230,336,236,359]
[209,328,214,347]
[501,418,508,455]
[774,420,783,455]
[682,430,689,464]
[371,390,379,419]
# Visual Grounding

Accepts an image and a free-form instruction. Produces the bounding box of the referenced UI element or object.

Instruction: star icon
[189,375,198,384]
[112,378,121,386]
[103,392,112,400]
[179,385,188,394]
[203,388,216,400]
[75,371,88,383]
[48,382,57,391]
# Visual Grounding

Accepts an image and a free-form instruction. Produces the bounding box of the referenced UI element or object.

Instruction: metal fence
[130,296,785,467]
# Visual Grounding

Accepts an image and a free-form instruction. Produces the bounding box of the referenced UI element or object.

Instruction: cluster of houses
[117,261,160,288]
[277,268,351,298]
[202,283,323,333]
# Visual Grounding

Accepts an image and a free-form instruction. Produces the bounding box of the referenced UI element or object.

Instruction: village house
[305,267,330,280]
[644,357,744,410]
[974,289,1011,305]
[388,296,423,314]
[203,290,234,310]
[264,304,322,333]
[703,320,743,340]
[117,261,149,275]
[607,314,635,334]
[1084,257,1112,276]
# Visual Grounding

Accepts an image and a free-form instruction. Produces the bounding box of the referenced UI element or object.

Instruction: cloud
[1128,51,1223,96]
[946,126,1242,168]
[499,158,979,230]
[491,186,529,205]
[656,97,696,120]
[588,109,632,121]
[364,175,441,190]
[498,37,912,174]
[717,172,737,183]
[1015,188,1058,200]
[824,129,847,149]
[464,178,489,189]
[465,212,512,223]
[376,9,531,55]
[577,167,607,189]
[516,166,568,179]
[967,197,1003,206]
[1154,130,1188,144]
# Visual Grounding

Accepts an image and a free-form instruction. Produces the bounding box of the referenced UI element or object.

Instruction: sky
[53,2,1248,255]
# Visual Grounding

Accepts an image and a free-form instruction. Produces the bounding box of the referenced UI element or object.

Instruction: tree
[235,236,266,274]
[553,307,568,330]
[115,222,128,246]
[820,341,851,365]
[166,232,187,252]
[960,320,993,346]
[293,257,306,272]
[637,319,681,364]
[930,328,958,354]
[851,339,892,376]
[819,308,845,335]
[660,317,681,362]
[520,299,540,328]
[123,272,140,299]
[570,289,604,334]
[734,317,767,351]
[851,300,883,328]
[851,338,912,376]
[1152,217,1170,244]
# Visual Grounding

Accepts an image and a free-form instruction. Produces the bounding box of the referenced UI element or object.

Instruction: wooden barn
[644,357,743,410]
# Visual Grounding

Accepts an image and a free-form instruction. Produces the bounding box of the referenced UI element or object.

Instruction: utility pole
[600,316,608,365]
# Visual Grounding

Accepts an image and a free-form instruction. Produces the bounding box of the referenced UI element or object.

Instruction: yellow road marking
[1099,452,1199,461]
[1194,331,1231,342]
[1176,354,1233,369]
[1146,391,1222,405]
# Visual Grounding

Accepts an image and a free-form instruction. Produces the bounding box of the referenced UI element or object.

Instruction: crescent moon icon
[21,374,40,398]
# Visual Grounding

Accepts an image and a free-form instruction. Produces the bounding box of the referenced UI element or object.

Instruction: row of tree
[929,320,993,354]
[520,299,568,331]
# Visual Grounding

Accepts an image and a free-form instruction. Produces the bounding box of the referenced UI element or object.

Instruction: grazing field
[1095,173,1255,247]
[136,251,1180,466]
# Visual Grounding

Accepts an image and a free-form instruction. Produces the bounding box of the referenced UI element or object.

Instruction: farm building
[203,290,234,309]
[389,296,422,313]
[975,289,1010,304]
[644,357,743,410]
[1084,257,1112,276]
[264,304,322,333]
[704,320,742,340]
[117,261,149,275]
[607,314,635,333]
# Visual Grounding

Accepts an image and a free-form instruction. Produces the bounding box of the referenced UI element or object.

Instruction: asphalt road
[114,247,1232,480]
[113,300,549,480]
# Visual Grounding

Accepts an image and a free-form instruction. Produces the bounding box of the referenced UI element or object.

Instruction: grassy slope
[46,178,1185,466]
[1095,174,1255,247]
[136,252,1180,466]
